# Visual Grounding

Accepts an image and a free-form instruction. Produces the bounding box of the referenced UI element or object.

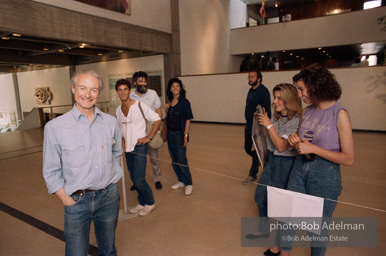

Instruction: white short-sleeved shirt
[116,101,160,152]
[130,89,161,111]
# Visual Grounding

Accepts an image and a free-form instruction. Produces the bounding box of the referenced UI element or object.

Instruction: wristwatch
[266,124,273,130]
[146,135,152,141]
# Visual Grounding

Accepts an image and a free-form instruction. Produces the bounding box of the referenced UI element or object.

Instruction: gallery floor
[0,123,385,256]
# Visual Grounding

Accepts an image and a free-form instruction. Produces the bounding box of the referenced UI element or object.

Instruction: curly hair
[272,83,302,121]
[167,77,186,101]
[292,63,342,105]
[115,78,131,91]
[132,71,148,83]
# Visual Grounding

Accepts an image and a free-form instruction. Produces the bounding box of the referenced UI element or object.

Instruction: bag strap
[138,102,148,122]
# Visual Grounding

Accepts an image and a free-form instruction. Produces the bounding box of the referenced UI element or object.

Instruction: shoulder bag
[138,102,164,149]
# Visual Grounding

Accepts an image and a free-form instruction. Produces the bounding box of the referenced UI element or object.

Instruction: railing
[37,101,110,127]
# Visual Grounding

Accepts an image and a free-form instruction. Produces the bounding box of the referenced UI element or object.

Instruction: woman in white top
[115,79,161,216]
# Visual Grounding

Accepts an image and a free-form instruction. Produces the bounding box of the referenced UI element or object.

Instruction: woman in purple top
[268,64,354,256]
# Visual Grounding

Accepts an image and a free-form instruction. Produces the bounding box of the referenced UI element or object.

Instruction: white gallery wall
[179,0,246,75]
[0,73,18,118]
[181,66,386,131]
[17,67,73,114]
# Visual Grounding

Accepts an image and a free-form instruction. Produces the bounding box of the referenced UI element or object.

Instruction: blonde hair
[272,83,302,121]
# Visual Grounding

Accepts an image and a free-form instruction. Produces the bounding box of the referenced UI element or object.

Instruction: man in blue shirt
[43,70,123,256]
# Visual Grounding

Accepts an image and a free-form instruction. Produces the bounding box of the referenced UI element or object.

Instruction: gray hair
[70,70,104,90]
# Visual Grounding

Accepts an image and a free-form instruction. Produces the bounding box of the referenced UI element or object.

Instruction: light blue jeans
[281,156,342,256]
[255,152,296,233]
[125,144,155,206]
[64,183,120,256]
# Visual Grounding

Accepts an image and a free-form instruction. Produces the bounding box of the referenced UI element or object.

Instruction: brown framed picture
[74,0,131,15]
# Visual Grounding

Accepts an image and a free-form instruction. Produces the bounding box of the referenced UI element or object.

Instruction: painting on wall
[74,0,131,15]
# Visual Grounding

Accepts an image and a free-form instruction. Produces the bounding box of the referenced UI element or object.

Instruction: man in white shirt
[130,71,164,190]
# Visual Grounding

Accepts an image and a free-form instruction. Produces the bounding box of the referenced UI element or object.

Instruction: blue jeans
[281,156,342,256]
[167,130,192,185]
[125,144,154,206]
[244,126,259,178]
[255,153,296,233]
[64,183,120,256]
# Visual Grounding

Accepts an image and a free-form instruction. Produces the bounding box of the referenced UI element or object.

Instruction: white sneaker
[129,204,144,214]
[171,181,185,190]
[185,185,193,196]
[138,204,156,216]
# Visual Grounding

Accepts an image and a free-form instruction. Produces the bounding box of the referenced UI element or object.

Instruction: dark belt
[71,183,115,196]
[72,189,97,195]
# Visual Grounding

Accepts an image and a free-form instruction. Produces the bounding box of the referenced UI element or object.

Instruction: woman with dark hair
[270,64,354,256]
[164,78,194,196]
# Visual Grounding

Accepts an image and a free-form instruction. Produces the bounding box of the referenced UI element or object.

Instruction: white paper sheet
[267,186,324,235]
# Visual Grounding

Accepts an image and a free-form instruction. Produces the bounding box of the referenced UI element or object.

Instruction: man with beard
[243,70,271,185]
[130,71,163,190]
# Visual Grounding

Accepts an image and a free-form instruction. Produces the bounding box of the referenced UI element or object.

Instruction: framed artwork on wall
[74,0,131,15]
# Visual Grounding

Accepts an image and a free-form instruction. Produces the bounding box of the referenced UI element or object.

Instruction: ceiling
[0,0,384,73]
[0,31,158,73]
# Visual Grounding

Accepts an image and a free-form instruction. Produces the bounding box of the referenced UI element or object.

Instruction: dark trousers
[244,126,260,178]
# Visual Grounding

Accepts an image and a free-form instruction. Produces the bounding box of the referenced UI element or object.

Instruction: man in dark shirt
[243,70,271,185]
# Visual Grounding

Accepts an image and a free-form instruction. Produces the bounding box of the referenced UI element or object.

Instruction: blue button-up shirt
[43,105,123,195]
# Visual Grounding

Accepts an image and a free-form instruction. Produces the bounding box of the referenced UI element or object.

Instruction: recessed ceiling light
[1,37,9,40]
[12,33,21,37]
[318,48,322,50]
[58,49,64,52]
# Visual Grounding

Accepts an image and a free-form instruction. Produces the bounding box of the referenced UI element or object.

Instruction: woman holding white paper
[276,64,355,256]
[247,84,302,251]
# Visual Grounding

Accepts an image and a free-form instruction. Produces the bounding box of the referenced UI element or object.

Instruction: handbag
[138,102,164,149]
[161,118,167,142]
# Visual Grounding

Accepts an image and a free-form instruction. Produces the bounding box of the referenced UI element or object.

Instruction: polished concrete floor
[0,123,385,256]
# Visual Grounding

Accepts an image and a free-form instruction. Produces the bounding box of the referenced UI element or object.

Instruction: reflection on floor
[0,123,385,256]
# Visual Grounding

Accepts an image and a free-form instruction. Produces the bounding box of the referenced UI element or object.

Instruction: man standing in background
[243,70,271,185]
[130,71,163,190]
